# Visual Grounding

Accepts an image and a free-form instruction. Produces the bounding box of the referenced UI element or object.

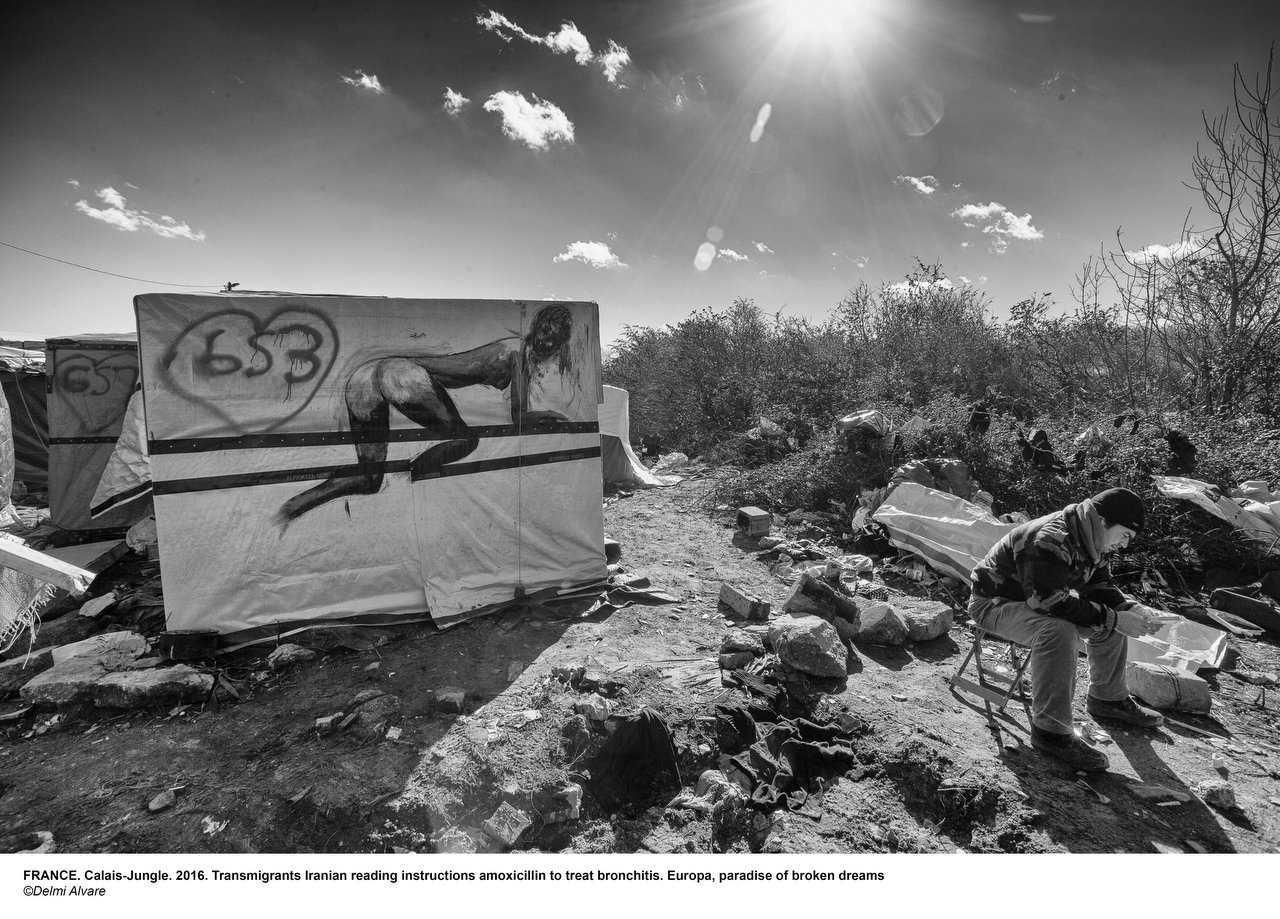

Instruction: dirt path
[2,474,1278,854]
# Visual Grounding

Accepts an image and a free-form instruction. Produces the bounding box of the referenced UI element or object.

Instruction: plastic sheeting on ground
[1152,475,1280,542]
[599,385,663,488]
[872,482,1014,582]
[135,292,608,643]
[1126,617,1228,673]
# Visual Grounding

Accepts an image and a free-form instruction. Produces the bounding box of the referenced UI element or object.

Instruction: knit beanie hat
[1092,487,1145,533]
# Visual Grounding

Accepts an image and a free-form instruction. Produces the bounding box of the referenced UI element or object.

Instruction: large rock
[0,615,100,661]
[894,597,954,642]
[768,615,846,677]
[855,602,910,646]
[84,665,212,709]
[0,647,55,699]
[19,631,152,706]
[721,631,765,655]
[783,569,859,628]
[268,643,318,671]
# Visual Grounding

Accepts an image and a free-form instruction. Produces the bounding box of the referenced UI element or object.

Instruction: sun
[767,0,883,47]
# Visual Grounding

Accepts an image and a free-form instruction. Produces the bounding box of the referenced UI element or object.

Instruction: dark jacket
[970,500,1126,628]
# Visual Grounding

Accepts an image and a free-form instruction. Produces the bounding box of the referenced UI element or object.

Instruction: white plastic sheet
[136,293,607,642]
[871,482,1014,582]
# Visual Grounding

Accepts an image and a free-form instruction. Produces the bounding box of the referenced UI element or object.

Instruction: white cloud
[340,70,384,93]
[960,241,973,249]
[895,174,939,196]
[949,201,1043,253]
[887,276,954,296]
[74,187,206,241]
[833,251,870,268]
[547,23,593,65]
[754,241,774,255]
[599,40,631,84]
[1124,238,1206,265]
[554,240,627,269]
[718,247,748,262]
[66,179,80,188]
[483,92,574,149]
[477,10,630,85]
[443,87,470,116]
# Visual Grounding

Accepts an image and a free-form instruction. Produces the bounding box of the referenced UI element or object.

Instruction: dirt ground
[3,473,1279,855]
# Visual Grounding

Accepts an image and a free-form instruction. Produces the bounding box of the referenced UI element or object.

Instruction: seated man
[968,487,1164,771]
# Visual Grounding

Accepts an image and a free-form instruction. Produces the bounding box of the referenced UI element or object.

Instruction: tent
[46,334,151,530]
[134,292,607,644]
[599,385,661,488]
[0,343,49,491]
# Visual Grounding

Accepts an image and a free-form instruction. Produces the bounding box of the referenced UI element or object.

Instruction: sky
[1,0,1277,348]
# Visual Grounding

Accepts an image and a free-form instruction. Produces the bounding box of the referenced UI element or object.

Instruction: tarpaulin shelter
[134,292,607,645]
[46,334,150,530]
[599,385,661,488]
[0,343,48,491]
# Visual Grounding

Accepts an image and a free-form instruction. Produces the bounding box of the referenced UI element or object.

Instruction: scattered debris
[435,687,466,714]
[573,693,612,721]
[483,801,532,848]
[507,660,524,681]
[77,592,116,619]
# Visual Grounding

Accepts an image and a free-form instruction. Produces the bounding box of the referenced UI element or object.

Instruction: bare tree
[1103,44,1280,414]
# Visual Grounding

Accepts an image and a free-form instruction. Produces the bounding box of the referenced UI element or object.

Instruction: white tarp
[135,293,607,643]
[872,482,1014,582]
[599,385,661,487]
[89,388,153,518]
[1153,474,1280,543]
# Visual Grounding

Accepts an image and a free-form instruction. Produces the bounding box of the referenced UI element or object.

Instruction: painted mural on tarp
[135,293,606,643]
[46,336,146,530]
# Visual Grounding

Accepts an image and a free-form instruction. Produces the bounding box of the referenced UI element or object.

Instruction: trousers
[968,595,1129,735]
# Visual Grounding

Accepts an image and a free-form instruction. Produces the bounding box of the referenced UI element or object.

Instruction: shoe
[1030,725,1110,772]
[1087,695,1164,729]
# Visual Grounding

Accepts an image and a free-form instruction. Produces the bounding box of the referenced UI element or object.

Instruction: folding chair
[949,628,1031,713]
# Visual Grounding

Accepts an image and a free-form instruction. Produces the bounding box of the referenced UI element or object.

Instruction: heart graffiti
[160,308,339,435]
[53,352,140,435]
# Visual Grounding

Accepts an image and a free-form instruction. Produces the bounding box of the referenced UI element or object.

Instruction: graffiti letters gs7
[161,309,338,435]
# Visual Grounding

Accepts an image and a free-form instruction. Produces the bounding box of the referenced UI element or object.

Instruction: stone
[721,631,764,655]
[758,536,785,550]
[315,713,343,733]
[573,693,611,721]
[767,615,846,678]
[507,660,524,681]
[719,583,770,620]
[719,651,756,670]
[0,647,56,699]
[1,614,100,660]
[482,801,532,847]
[894,597,954,642]
[783,570,860,628]
[19,632,150,706]
[1126,662,1212,713]
[91,666,214,709]
[1195,779,1237,811]
[435,687,466,714]
[855,602,910,647]
[347,688,386,708]
[77,592,117,619]
[148,789,176,813]
[267,644,317,671]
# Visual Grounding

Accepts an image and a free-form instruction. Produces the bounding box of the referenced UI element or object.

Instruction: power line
[0,239,221,289]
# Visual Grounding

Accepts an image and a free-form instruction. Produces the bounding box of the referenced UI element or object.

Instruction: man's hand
[1114,605,1163,638]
